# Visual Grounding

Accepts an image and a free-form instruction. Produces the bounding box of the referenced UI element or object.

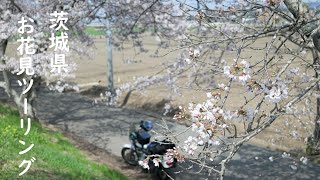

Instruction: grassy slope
[0,104,126,180]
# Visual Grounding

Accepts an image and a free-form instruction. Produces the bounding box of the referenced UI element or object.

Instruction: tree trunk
[310,49,320,153]
[283,0,320,155]
[0,40,10,95]
[26,76,41,121]
[315,97,320,142]
[0,40,37,119]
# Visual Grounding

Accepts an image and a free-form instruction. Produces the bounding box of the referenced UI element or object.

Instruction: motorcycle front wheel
[121,147,139,165]
[157,168,168,180]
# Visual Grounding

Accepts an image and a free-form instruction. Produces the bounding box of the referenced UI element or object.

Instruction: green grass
[0,104,127,180]
[84,27,105,36]
[84,26,157,37]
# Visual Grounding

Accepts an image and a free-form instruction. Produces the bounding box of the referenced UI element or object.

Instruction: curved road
[24,89,320,180]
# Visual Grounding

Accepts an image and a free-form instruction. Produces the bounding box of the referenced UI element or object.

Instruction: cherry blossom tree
[1,0,320,179]
[127,0,320,179]
[0,0,106,117]
[0,0,181,117]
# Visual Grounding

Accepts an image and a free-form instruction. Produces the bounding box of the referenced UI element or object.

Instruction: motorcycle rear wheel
[121,147,139,165]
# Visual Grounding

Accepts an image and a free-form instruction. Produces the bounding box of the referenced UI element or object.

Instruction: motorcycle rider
[130,120,153,149]
[123,120,176,179]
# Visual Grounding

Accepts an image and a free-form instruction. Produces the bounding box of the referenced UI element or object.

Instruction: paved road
[2,86,320,179]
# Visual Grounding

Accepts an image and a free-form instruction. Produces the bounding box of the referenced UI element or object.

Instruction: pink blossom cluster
[224,60,251,83]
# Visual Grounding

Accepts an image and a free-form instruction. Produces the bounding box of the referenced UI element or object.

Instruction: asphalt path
[1,86,320,180]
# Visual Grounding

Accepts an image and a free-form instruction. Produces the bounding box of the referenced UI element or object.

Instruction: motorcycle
[121,123,176,180]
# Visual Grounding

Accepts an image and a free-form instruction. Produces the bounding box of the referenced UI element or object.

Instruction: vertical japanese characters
[49,11,69,73]
[16,16,36,177]
[16,11,69,176]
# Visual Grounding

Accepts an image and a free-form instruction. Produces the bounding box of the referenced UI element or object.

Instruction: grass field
[84,26,157,37]
[84,27,105,37]
[0,104,127,180]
